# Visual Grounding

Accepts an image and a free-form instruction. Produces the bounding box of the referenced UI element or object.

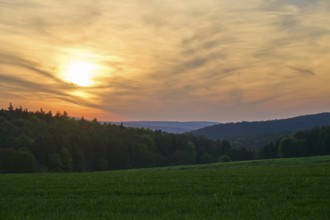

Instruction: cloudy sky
[1,0,330,122]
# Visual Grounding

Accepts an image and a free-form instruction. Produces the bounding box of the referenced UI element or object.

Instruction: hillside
[0,156,329,219]
[1,106,329,173]
[110,121,218,134]
[0,106,229,173]
[193,113,330,146]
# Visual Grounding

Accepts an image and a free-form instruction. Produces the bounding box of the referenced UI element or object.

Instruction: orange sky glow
[1,0,330,122]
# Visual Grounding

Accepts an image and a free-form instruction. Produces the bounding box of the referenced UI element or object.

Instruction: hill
[1,105,329,173]
[110,121,218,133]
[0,106,230,173]
[0,155,329,219]
[193,112,330,147]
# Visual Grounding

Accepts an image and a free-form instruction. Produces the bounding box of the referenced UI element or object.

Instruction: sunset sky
[1,0,330,122]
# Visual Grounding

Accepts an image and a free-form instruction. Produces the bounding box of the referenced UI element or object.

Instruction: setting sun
[65,60,97,87]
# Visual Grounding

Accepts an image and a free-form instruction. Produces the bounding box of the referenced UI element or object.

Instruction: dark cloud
[0,74,66,95]
[202,39,220,50]
[0,73,102,110]
[0,52,82,90]
[287,66,316,76]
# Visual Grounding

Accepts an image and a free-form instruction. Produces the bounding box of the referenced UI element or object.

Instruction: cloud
[0,73,101,108]
[287,66,316,76]
[0,52,68,84]
[1,0,330,121]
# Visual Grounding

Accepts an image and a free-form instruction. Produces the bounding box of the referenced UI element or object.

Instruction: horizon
[2,103,330,124]
[1,0,330,122]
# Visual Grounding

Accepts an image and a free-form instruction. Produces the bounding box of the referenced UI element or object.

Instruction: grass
[0,156,329,219]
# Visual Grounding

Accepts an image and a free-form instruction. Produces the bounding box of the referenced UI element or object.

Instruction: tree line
[257,126,330,159]
[193,112,330,146]
[1,104,329,173]
[0,104,234,173]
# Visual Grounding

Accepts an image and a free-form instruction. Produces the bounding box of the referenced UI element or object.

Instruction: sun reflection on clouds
[54,49,119,105]
[57,50,115,88]
[64,59,97,87]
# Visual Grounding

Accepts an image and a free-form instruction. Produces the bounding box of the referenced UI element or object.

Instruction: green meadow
[0,156,329,220]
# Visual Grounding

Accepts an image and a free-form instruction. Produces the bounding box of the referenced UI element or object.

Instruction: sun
[65,60,97,87]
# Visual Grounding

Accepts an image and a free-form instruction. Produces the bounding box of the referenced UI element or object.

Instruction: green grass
[1,156,330,219]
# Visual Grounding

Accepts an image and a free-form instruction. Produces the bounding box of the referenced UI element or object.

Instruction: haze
[1,0,330,122]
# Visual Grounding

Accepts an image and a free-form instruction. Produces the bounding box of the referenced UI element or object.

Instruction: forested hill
[193,113,330,141]
[1,105,330,173]
[0,105,232,173]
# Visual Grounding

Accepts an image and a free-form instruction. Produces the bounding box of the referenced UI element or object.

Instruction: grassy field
[0,156,329,219]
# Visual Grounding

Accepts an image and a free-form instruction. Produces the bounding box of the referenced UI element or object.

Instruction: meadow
[0,156,329,219]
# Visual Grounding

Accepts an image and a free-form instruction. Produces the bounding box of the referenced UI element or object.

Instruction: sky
[0,0,330,122]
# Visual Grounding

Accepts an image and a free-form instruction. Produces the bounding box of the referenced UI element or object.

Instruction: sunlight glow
[65,60,97,87]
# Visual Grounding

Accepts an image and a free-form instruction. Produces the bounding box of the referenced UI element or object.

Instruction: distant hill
[110,121,218,134]
[192,113,330,148]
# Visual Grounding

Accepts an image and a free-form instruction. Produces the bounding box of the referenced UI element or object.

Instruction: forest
[0,104,233,173]
[0,104,329,173]
[193,112,330,144]
[258,126,330,159]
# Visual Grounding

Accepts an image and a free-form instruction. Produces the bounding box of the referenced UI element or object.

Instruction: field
[0,156,329,219]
